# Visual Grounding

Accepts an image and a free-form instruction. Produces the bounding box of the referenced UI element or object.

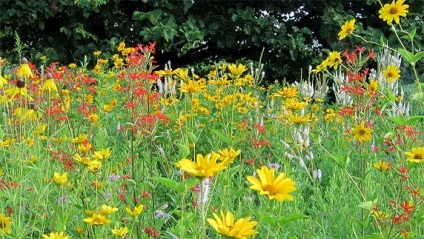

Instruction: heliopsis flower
[175,153,228,179]
[351,121,373,143]
[112,226,129,237]
[92,148,111,160]
[228,63,247,77]
[83,213,111,225]
[312,59,328,74]
[218,148,241,164]
[42,232,69,239]
[100,205,118,215]
[207,211,257,239]
[373,160,391,171]
[338,19,356,40]
[71,134,88,144]
[326,51,342,69]
[87,160,102,173]
[247,166,297,202]
[405,147,424,163]
[382,65,401,82]
[53,172,68,186]
[379,0,409,25]
[179,79,206,94]
[126,204,144,217]
[0,213,12,235]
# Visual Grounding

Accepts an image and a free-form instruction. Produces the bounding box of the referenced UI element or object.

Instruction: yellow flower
[17,58,33,78]
[218,148,241,164]
[0,213,12,235]
[92,148,111,160]
[126,204,144,217]
[367,79,379,94]
[112,227,129,237]
[338,19,356,40]
[93,51,102,57]
[53,172,68,186]
[100,205,118,215]
[175,153,228,179]
[228,63,247,77]
[247,166,297,202]
[207,211,257,239]
[326,51,342,69]
[78,142,92,152]
[382,65,400,82]
[271,87,298,98]
[179,79,206,94]
[312,60,328,74]
[83,213,111,225]
[0,75,7,88]
[42,232,69,239]
[379,0,409,25]
[71,134,88,144]
[373,160,391,171]
[42,79,58,93]
[352,122,373,143]
[405,147,424,163]
[87,160,102,173]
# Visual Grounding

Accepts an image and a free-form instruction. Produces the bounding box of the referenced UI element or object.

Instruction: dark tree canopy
[0,0,423,82]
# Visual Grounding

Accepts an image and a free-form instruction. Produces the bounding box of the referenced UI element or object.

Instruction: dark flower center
[389,7,398,14]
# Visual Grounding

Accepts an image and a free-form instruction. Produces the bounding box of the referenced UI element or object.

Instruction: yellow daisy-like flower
[112,226,129,237]
[352,122,373,143]
[271,86,298,98]
[312,59,328,74]
[378,0,409,25]
[228,63,247,77]
[373,160,391,171]
[326,51,342,70]
[175,153,228,179]
[71,134,88,144]
[338,19,356,40]
[53,172,68,186]
[179,79,206,94]
[126,204,144,217]
[405,147,424,163]
[42,232,69,239]
[218,148,241,164]
[0,213,12,235]
[83,213,111,225]
[92,148,111,160]
[382,65,401,83]
[207,211,257,239]
[247,166,297,202]
[100,205,118,215]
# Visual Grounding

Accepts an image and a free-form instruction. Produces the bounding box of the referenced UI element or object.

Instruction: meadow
[0,0,424,238]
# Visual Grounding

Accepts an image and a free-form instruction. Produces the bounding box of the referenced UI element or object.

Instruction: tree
[0,0,422,83]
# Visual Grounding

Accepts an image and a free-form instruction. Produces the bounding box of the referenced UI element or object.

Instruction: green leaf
[231,131,250,146]
[151,176,184,193]
[406,116,424,125]
[177,143,190,158]
[398,48,415,64]
[360,234,382,239]
[359,200,376,211]
[386,116,406,125]
[278,214,308,226]
[414,51,424,63]
[209,129,232,146]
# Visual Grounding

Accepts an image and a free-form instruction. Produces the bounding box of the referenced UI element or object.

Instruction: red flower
[399,200,414,215]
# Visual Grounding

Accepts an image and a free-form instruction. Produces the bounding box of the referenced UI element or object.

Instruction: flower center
[358,129,366,135]
[0,221,5,229]
[387,72,394,77]
[389,7,398,14]
[414,154,422,159]
[262,184,276,195]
